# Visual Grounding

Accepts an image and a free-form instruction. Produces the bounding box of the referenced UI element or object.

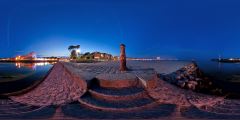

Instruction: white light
[76,49,80,53]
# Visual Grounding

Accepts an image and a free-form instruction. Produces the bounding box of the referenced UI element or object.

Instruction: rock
[190,81,198,85]
[163,62,210,91]
[189,76,197,81]
[187,83,195,90]
[187,81,198,90]
[195,78,202,81]
[177,81,186,88]
[176,75,182,80]
[180,74,185,78]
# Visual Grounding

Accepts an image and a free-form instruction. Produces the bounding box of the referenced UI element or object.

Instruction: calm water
[0,62,53,94]
[197,60,240,97]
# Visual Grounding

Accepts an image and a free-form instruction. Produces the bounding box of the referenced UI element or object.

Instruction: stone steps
[223,99,240,106]
[182,106,240,119]
[0,100,30,108]
[89,89,147,101]
[0,99,55,119]
[0,99,39,115]
[216,103,240,110]
[79,92,155,110]
[79,76,161,112]
[183,99,240,119]
[62,102,176,119]
[89,82,144,95]
[201,101,240,115]
[0,105,38,111]
[95,73,141,89]
[88,83,148,101]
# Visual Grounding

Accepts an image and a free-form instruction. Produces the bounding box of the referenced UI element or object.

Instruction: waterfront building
[15,52,37,60]
[92,52,113,61]
[113,56,119,61]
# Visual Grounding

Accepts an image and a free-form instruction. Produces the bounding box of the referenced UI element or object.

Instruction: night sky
[1,0,240,60]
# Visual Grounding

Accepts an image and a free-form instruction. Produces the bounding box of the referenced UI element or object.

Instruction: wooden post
[120,44,127,71]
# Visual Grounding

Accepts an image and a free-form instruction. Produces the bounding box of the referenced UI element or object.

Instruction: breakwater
[163,62,212,90]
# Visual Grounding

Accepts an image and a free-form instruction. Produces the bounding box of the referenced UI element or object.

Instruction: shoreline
[212,58,240,63]
[0,60,59,63]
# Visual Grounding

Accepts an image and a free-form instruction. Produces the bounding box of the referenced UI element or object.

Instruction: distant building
[113,56,119,61]
[15,52,37,60]
[91,52,113,61]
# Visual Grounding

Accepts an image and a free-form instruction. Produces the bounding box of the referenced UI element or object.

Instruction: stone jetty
[0,60,239,119]
[10,62,87,106]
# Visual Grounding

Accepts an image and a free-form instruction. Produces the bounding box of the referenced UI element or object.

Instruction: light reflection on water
[15,62,55,70]
[0,62,54,94]
[197,60,240,96]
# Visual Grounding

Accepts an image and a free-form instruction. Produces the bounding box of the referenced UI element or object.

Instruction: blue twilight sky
[0,0,240,60]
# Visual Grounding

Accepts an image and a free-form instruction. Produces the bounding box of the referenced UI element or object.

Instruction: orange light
[15,56,21,60]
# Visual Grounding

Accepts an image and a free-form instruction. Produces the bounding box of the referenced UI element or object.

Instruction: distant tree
[68,45,74,51]
[83,52,90,56]
[79,52,94,60]
[76,45,80,49]
[70,50,77,59]
[68,45,80,59]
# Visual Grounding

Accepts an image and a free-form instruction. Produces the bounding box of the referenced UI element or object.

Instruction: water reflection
[217,62,221,72]
[0,62,53,94]
[197,61,240,98]
[15,62,56,70]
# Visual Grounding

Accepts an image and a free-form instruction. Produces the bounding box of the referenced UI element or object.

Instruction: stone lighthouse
[120,44,127,71]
